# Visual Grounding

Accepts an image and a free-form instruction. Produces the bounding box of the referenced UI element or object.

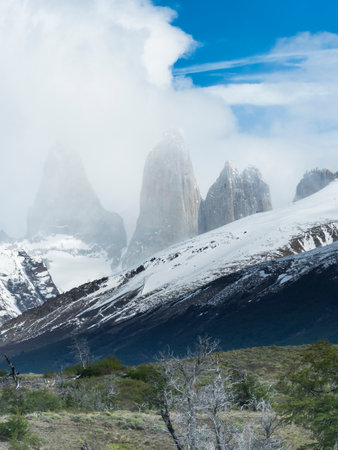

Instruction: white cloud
[0,0,235,237]
[0,2,337,241]
[207,82,328,106]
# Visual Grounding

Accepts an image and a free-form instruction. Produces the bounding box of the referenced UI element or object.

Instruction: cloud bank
[0,2,337,238]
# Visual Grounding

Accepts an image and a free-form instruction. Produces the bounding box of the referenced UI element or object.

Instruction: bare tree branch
[3,353,21,389]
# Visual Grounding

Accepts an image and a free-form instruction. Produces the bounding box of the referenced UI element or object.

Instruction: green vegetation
[0,343,336,449]
[0,411,40,449]
[231,368,270,408]
[0,387,62,414]
[278,340,338,449]
[77,355,123,377]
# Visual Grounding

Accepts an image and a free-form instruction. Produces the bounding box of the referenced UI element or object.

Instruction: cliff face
[0,246,59,325]
[27,145,126,266]
[124,130,201,267]
[294,168,336,202]
[199,162,272,233]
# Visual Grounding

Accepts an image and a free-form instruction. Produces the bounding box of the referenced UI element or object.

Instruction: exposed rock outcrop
[123,130,201,267]
[199,162,272,233]
[0,246,59,325]
[294,168,336,202]
[27,145,126,266]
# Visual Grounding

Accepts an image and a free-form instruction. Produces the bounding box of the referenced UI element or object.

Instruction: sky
[1,0,338,238]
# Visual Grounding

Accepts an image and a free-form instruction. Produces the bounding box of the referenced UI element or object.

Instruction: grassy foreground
[0,344,333,449]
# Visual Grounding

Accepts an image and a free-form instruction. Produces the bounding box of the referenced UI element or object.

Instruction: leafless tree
[157,337,287,450]
[70,337,90,369]
[157,337,220,449]
[254,400,283,449]
[199,361,234,450]
[2,353,21,389]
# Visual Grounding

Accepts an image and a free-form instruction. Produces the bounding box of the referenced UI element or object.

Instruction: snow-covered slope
[1,179,338,352]
[16,180,338,295]
[18,234,113,292]
[103,179,338,317]
[0,245,59,325]
[1,235,338,370]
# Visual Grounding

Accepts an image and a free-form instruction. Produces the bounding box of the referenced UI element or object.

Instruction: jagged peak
[294,167,336,202]
[302,167,334,178]
[242,165,264,180]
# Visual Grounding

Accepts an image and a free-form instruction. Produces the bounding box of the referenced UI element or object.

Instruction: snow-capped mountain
[15,145,127,292]
[0,244,59,325]
[1,180,338,370]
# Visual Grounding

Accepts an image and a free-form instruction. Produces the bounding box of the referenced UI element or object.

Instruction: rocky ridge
[0,245,59,325]
[294,168,337,201]
[199,162,272,233]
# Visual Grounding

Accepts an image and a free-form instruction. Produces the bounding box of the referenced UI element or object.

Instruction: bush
[0,413,29,441]
[124,364,163,384]
[61,376,117,411]
[0,369,8,377]
[0,387,62,414]
[76,356,122,377]
[117,378,156,410]
[278,340,338,449]
[0,412,40,449]
[22,390,62,413]
[231,368,270,409]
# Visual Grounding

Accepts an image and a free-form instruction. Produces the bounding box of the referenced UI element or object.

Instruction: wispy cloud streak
[174,48,338,76]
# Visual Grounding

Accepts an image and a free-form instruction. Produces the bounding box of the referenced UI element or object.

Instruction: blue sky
[154,0,338,86]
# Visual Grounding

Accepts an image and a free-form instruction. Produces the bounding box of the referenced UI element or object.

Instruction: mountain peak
[199,162,272,233]
[27,146,126,265]
[294,168,336,201]
[123,132,200,267]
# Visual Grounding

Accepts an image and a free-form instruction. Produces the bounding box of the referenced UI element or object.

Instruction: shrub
[0,413,29,441]
[0,387,62,414]
[76,356,122,377]
[0,412,40,449]
[116,378,154,410]
[124,364,163,384]
[230,368,270,409]
[22,390,62,413]
[278,340,338,449]
[61,376,117,411]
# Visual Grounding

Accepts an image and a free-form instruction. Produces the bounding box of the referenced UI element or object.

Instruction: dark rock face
[199,162,272,233]
[0,248,59,325]
[294,168,336,202]
[27,145,126,266]
[123,130,201,267]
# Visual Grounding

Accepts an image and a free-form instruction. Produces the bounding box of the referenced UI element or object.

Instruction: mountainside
[0,239,337,372]
[199,162,272,233]
[294,168,336,201]
[123,129,201,268]
[27,145,127,267]
[18,234,114,292]
[1,181,338,370]
[0,245,59,325]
